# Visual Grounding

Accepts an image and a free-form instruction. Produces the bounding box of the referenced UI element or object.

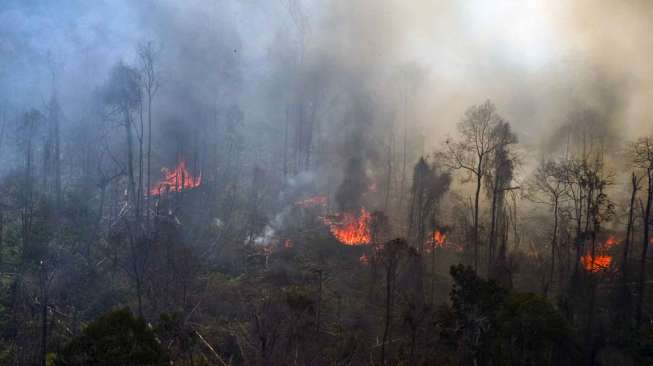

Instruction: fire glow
[433,230,446,247]
[150,159,201,195]
[604,235,618,249]
[425,230,447,252]
[581,255,612,273]
[581,236,617,273]
[324,207,372,246]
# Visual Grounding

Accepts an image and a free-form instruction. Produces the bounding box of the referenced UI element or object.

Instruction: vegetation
[2,1,653,365]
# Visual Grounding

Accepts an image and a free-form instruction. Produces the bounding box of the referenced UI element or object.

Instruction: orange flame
[324,207,372,246]
[359,252,369,265]
[604,235,618,249]
[581,236,617,273]
[433,230,446,247]
[424,230,446,252]
[581,255,612,273]
[150,159,201,195]
[295,195,328,208]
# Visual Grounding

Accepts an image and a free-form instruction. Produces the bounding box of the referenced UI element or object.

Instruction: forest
[1,0,653,365]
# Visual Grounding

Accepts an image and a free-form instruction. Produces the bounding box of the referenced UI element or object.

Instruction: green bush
[54,308,169,366]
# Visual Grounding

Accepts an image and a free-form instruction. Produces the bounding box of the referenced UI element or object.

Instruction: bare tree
[631,137,653,329]
[441,100,506,271]
[103,62,142,217]
[138,42,161,228]
[527,160,567,296]
[38,259,56,366]
[622,172,641,285]
[43,61,62,211]
[379,238,409,366]
[407,157,451,253]
[20,110,43,259]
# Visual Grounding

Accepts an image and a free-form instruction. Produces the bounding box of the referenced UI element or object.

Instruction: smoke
[1,0,653,201]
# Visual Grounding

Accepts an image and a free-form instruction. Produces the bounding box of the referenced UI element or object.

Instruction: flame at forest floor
[324,207,372,246]
[581,236,617,273]
[425,230,447,252]
[581,255,612,273]
[150,159,201,195]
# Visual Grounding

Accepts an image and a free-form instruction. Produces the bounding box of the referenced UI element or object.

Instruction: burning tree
[149,159,201,196]
[580,236,617,273]
[407,157,451,253]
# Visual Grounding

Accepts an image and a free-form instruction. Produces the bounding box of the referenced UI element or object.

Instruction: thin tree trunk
[623,173,638,284]
[584,223,598,366]
[283,106,289,180]
[383,131,393,212]
[397,92,408,215]
[636,170,652,328]
[125,112,136,211]
[380,267,393,366]
[430,244,436,305]
[488,173,499,274]
[40,282,48,366]
[473,158,483,272]
[315,270,322,334]
[573,187,585,279]
[0,212,3,267]
[53,100,61,212]
[547,198,559,296]
[137,102,144,220]
[146,89,152,228]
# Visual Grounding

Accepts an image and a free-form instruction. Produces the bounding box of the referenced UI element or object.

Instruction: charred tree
[632,137,653,329]
[103,62,142,217]
[527,160,567,296]
[138,41,160,228]
[485,121,517,277]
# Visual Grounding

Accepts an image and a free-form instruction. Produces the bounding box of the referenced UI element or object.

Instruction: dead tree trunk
[125,112,136,213]
[473,157,483,271]
[636,168,653,328]
[548,198,559,295]
[623,172,639,284]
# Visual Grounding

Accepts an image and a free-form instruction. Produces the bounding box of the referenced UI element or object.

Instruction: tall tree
[138,42,160,228]
[20,109,43,260]
[485,121,517,275]
[407,157,451,253]
[527,160,567,295]
[631,137,653,329]
[622,173,641,284]
[441,100,506,271]
[103,62,142,216]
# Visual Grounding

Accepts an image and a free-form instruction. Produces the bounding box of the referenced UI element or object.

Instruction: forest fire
[581,255,612,273]
[425,230,447,252]
[324,207,372,245]
[581,236,618,273]
[433,230,446,247]
[295,195,328,208]
[150,159,202,195]
[604,235,618,249]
